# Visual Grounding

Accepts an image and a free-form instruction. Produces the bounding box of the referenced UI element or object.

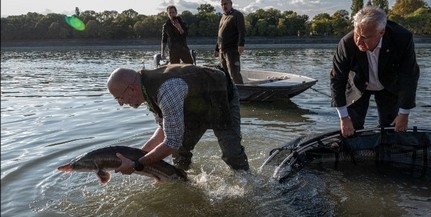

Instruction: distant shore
[2,36,430,49]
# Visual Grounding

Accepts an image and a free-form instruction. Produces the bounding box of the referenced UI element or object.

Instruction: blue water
[1,44,430,217]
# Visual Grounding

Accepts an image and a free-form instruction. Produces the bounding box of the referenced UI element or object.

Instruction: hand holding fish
[114,153,136,175]
[57,146,188,184]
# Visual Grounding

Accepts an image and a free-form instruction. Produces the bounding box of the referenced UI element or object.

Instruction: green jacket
[140,64,232,129]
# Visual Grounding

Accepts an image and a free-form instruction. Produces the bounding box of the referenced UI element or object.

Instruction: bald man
[107,64,249,174]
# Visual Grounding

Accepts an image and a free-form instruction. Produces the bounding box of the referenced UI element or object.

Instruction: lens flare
[65,16,85,31]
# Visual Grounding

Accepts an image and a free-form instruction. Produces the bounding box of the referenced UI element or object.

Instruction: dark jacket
[139,64,232,129]
[330,20,420,109]
[162,17,189,50]
[216,9,246,51]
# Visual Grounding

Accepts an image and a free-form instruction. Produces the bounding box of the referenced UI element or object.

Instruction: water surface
[1,45,430,216]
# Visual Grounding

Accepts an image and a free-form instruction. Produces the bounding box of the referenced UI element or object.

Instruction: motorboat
[151,51,318,102]
[237,69,317,102]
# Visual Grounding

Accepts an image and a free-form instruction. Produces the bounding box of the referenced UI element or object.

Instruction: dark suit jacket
[330,20,420,109]
[162,17,189,50]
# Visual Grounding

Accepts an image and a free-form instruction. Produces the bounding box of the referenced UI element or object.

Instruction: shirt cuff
[399,108,410,115]
[336,106,349,119]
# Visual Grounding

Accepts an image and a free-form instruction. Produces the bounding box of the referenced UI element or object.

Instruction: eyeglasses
[114,74,139,104]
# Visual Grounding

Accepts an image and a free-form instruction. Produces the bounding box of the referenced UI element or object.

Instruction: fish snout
[57,164,73,172]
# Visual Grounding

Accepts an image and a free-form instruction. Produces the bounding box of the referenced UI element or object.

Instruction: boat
[259,127,431,183]
[236,69,317,102]
[151,51,318,102]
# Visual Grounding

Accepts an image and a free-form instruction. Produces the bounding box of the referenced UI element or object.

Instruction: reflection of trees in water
[241,100,315,123]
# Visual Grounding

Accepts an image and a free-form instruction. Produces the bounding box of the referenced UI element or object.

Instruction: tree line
[1,0,430,41]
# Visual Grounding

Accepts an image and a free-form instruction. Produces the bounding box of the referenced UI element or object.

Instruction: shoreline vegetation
[2,35,431,49]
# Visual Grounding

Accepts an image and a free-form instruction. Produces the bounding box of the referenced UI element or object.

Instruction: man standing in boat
[161,5,194,64]
[214,0,246,84]
[330,6,420,138]
[107,65,249,174]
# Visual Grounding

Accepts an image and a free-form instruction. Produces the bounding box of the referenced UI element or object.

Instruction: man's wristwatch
[134,160,144,171]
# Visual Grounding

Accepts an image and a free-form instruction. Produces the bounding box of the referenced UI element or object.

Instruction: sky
[2,0,427,19]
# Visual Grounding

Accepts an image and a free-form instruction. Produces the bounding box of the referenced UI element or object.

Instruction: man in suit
[330,6,420,137]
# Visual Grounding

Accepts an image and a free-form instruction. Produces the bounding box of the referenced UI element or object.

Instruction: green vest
[139,64,232,129]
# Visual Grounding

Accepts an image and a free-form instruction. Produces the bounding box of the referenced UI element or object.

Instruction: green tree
[310,13,332,35]
[351,0,364,18]
[277,11,308,36]
[195,4,218,37]
[331,10,351,35]
[2,3,430,42]
[197,4,215,15]
[391,0,428,16]
[48,21,69,39]
[85,20,102,38]
[372,0,389,12]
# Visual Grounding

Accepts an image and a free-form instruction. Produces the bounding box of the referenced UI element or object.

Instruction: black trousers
[169,45,193,64]
[347,89,399,130]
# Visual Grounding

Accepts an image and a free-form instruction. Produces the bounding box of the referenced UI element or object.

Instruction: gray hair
[353,6,387,31]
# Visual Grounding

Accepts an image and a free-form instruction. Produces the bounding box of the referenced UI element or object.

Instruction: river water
[1,44,430,217]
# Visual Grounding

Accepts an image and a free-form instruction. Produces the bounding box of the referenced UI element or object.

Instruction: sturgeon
[58,146,187,184]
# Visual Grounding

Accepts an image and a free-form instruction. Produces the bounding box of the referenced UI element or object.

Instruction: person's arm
[391,32,419,132]
[161,23,168,59]
[161,42,167,59]
[336,106,355,137]
[238,46,244,55]
[396,33,419,110]
[236,11,246,49]
[142,127,165,151]
[115,79,188,174]
[330,38,352,108]
[214,43,219,57]
[236,11,245,55]
[139,79,187,165]
[173,21,185,34]
[178,18,187,36]
[330,36,356,137]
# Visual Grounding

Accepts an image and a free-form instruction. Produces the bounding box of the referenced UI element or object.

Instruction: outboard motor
[190,49,197,65]
[153,53,162,68]
[152,54,169,69]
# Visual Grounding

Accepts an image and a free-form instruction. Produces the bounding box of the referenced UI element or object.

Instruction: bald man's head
[107,68,138,97]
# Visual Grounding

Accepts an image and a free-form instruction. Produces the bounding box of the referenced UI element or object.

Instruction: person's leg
[347,91,371,130]
[169,49,181,64]
[223,49,243,84]
[219,52,228,74]
[179,46,194,64]
[172,127,207,170]
[374,89,398,127]
[213,85,249,170]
